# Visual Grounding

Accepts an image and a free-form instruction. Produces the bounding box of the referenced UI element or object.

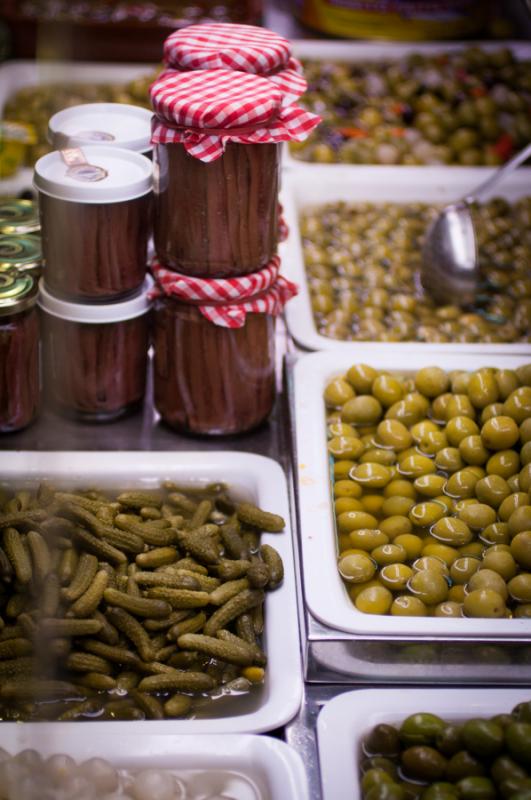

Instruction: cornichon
[103,587,171,619]
[61,552,98,602]
[3,527,32,584]
[260,544,284,588]
[145,587,210,609]
[68,569,109,618]
[176,633,257,666]
[203,589,264,637]
[138,671,215,693]
[106,607,155,663]
[236,503,285,532]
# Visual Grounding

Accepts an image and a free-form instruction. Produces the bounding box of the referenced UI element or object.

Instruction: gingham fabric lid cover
[150,255,298,328]
[150,68,320,162]
[163,23,306,103]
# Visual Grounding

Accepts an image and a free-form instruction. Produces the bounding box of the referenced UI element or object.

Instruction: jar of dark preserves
[150,65,318,277]
[151,257,297,435]
[0,272,40,433]
[39,277,152,422]
[34,146,152,301]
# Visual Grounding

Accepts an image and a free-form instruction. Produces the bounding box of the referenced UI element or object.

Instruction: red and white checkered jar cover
[150,255,298,329]
[150,68,320,162]
[163,23,307,104]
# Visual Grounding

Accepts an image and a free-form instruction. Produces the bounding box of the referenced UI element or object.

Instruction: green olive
[379,562,413,590]
[508,505,531,536]
[520,463,531,492]
[420,783,459,800]
[361,448,398,466]
[495,369,520,400]
[481,403,505,423]
[372,375,405,407]
[342,395,383,425]
[335,497,363,515]
[446,416,480,446]
[455,776,497,800]
[450,556,481,584]
[377,419,413,451]
[328,436,365,459]
[350,528,389,550]
[435,447,465,473]
[337,510,379,533]
[468,371,500,409]
[414,475,447,498]
[411,420,440,443]
[351,462,392,488]
[506,722,531,769]
[462,718,505,759]
[510,531,531,569]
[384,479,417,499]
[399,455,437,478]
[380,515,413,539]
[419,431,449,456]
[446,750,486,781]
[459,435,490,466]
[324,377,355,408]
[486,450,520,479]
[328,422,358,438]
[457,503,497,530]
[481,416,520,450]
[364,724,401,757]
[372,543,407,566]
[355,585,393,614]
[409,502,447,527]
[394,534,424,560]
[401,746,447,782]
[431,517,473,546]
[481,549,517,581]
[445,468,480,498]
[432,393,454,422]
[382,496,417,517]
[446,394,476,420]
[390,595,428,616]
[408,569,449,604]
[434,600,463,617]
[334,479,363,498]
[507,574,531,603]
[468,568,509,600]
[386,399,425,427]
[422,542,459,567]
[463,588,507,618]
[413,556,449,575]
[362,767,395,794]
[435,724,463,757]
[365,783,407,800]
[499,493,529,522]
[399,713,447,747]
[503,387,531,424]
[414,367,450,398]
[520,418,531,445]
[480,521,511,546]
[347,363,379,393]
[338,552,377,583]
[474,474,511,508]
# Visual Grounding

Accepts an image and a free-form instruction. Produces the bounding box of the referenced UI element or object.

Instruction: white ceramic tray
[280,168,531,355]
[0,731,308,800]
[0,451,302,734]
[293,350,531,639]
[286,40,531,171]
[0,59,155,195]
[317,688,531,800]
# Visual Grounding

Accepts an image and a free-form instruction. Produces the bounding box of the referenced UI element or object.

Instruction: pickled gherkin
[0,480,285,721]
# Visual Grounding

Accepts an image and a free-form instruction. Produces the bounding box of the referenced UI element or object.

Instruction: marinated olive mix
[360,702,531,799]
[303,198,531,344]
[291,47,531,165]
[326,363,531,617]
[0,482,285,721]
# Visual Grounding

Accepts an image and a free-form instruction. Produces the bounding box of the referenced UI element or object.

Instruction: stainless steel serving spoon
[421,141,531,306]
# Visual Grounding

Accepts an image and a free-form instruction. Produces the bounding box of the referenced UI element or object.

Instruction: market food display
[0,481,284,721]
[291,47,531,165]
[360,701,531,799]
[325,362,531,617]
[301,198,531,343]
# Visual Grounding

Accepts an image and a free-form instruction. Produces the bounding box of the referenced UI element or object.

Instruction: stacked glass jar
[149,23,320,435]
[33,141,154,422]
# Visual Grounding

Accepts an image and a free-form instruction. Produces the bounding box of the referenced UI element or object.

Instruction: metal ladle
[421,141,531,306]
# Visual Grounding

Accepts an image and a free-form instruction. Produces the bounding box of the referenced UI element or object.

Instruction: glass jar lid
[38,274,153,323]
[0,271,38,316]
[0,234,42,275]
[0,199,40,234]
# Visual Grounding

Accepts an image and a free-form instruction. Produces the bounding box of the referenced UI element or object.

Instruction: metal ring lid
[0,199,40,235]
[0,271,38,316]
[0,234,42,274]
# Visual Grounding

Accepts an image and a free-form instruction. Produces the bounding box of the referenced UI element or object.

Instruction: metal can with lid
[34,146,153,302]
[38,277,152,422]
[0,234,42,279]
[48,103,153,156]
[0,271,40,433]
[0,199,40,235]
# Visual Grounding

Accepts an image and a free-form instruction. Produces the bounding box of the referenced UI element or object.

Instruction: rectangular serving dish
[0,59,155,195]
[317,688,531,800]
[280,168,531,355]
[286,40,531,172]
[1,731,308,800]
[0,451,302,734]
[292,350,531,640]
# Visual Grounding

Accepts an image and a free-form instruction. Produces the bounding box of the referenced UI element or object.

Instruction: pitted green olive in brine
[0,481,285,721]
[326,363,531,618]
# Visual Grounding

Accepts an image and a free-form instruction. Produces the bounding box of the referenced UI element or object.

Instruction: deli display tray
[280,168,531,356]
[0,450,302,734]
[288,350,531,683]
[1,731,309,800]
[316,688,531,800]
[0,59,156,196]
[286,40,531,172]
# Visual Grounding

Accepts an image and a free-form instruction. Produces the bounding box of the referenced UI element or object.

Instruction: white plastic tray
[286,40,531,171]
[317,688,531,800]
[293,350,531,639]
[0,451,302,734]
[0,731,308,800]
[0,60,155,195]
[280,168,531,355]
